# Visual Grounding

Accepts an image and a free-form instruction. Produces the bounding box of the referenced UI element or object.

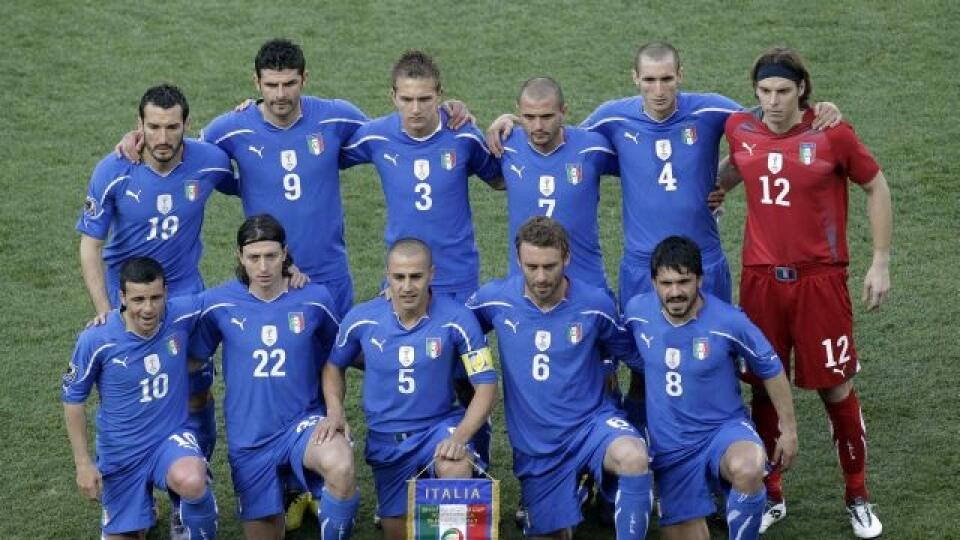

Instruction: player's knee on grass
[305,433,355,498]
[661,518,710,540]
[721,441,766,493]
[166,456,208,500]
[603,435,648,475]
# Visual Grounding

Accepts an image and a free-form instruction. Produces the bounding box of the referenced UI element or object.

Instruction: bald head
[518,77,565,107]
[634,41,681,72]
[387,237,432,268]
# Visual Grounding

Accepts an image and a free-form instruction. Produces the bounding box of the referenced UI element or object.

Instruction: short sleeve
[340,126,375,170]
[449,308,496,384]
[61,332,106,403]
[328,310,364,368]
[189,294,224,359]
[733,311,783,380]
[76,156,125,240]
[830,122,881,185]
[462,125,501,182]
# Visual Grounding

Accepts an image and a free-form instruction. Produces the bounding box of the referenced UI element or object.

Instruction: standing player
[341,49,504,302]
[623,236,798,540]
[77,84,232,533]
[63,257,218,539]
[721,47,891,538]
[317,238,497,540]
[190,215,359,539]
[468,217,652,539]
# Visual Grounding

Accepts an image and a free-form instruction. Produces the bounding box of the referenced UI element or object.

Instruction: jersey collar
[521,276,571,314]
[258,98,305,131]
[142,141,187,178]
[639,93,682,124]
[524,126,568,157]
[389,291,435,331]
[658,292,706,328]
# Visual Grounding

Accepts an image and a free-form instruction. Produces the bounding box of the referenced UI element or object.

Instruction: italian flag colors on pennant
[407,477,499,539]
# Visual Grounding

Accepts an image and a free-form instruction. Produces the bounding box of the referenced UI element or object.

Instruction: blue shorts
[100,429,204,535]
[514,413,642,536]
[317,274,355,320]
[365,415,483,518]
[227,411,325,520]
[618,252,732,311]
[653,420,762,526]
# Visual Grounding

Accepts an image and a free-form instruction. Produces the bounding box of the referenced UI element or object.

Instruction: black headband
[755,62,803,84]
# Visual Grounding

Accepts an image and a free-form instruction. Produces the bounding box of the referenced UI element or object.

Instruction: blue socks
[726,487,766,540]
[180,487,218,539]
[318,488,360,540]
[615,473,652,540]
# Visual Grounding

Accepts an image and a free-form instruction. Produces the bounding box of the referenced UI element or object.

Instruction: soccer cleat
[284,491,313,531]
[169,509,188,540]
[514,504,528,529]
[758,499,786,534]
[847,498,882,538]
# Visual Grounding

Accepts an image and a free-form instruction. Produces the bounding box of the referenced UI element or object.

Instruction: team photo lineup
[58,29,900,540]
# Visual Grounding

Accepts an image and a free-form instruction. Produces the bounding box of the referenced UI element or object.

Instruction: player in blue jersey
[623,236,797,540]
[63,257,218,539]
[317,238,498,540]
[341,50,504,301]
[500,77,618,291]
[77,84,231,535]
[191,215,359,539]
[468,217,651,540]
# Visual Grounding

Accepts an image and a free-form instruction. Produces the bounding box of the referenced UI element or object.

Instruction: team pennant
[408,477,500,539]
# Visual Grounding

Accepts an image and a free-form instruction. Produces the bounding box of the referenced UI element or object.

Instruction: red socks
[825,389,870,503]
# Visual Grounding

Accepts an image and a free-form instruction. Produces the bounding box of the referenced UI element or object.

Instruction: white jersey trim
[581,116,628,130]
[467,301,513,310]
[625,316,650,324]
[336,319,378,347]
[578,146,616,155]
[581,309,624,330]
[70,342,116,390]
[710,330,758,358]
[455,132,491,154]
[692,107,740,115]
[442,322,472,351]
[90,175,129,220]
[318,118,366,126]
[342,135,389,150]
[172,310,201,324]
[213,129,254,144]
[305,301,341,326]
[200,302,236,317]
[198,167,233,175]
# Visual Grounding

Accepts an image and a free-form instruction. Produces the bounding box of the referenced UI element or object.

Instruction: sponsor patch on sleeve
[462,347,494,376]
[83,196,98,217]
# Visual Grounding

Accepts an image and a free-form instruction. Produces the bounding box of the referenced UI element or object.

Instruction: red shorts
[739,265,859,390]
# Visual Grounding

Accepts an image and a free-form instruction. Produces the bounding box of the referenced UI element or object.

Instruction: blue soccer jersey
[341,111,501,294]
[623,292,782,456]
[501,127,618,288]
[76,141,234,298]
[62,296,202,473]
[190,281,340,451]
[200,97,368,283]
[467,275,634,456]
[329,294,496,433]
[581,93,741,264]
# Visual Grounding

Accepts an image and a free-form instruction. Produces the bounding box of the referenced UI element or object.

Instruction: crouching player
[63,257,218,539]
[317,238,497,540]
[623,236,797,539]
[191,214,358,539]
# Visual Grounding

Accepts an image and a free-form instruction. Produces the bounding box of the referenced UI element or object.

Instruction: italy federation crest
[693,338,709,360]
[655,139,672,161]
[144,353,161,375]
[156,194,173,215]
[399,345,415,367]
[184,181,199,202]
[414,159,431,181]
[281,149,298,172]
[288,312,305,334]
[665,348,681,370]
[567,323,583,344]
[426,337,442,359]
[441,150,456,170]
[799,143,816,165]
[767,152,783,174]
[539,175,555,197]
[535,330,551,352]
[681,127,697,145]
[166,336,180,356]
[307,134,324,155]
[565,164,583,185]
[261,325,278,347]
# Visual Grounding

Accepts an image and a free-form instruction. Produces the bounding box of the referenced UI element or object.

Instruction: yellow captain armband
[461,348,494,376]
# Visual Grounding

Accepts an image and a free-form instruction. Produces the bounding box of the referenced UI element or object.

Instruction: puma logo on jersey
[110,357,130,368]
[741,142,757,156]
[509,164,525,179]
[249,146,265,158]
[230,317,246,331]
[639,333,653,348]
[623,131,640,144]
[503,319,519,333]
[383,153,399,166]
[370,337,385,352]
[125,189,141,203]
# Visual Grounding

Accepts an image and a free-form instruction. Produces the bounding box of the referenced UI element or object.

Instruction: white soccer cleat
[758,500,786,534]
[169,509,188,540]
[847,498,882,538]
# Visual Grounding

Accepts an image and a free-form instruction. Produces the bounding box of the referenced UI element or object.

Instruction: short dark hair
[515,216,570,259]
[518,77,565,107]
[235,214,293,284]
[138,83,189,121]
[391,49,441,91]
[635,41,681,72]
[751,46,813,108]
[255,38,306,77]
[387,237,433,267]
[651,236,703,278]
[119,257,166,293]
